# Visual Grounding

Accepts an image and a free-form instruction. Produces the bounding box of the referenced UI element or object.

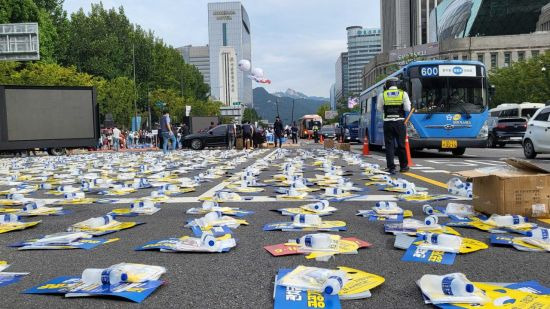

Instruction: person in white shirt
[112,126,121,152]
[377,79,411,174]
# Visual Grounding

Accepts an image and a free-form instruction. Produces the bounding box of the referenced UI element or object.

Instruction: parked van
[489,102,545,119]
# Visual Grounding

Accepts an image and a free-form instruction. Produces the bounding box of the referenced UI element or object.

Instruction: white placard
[438,65,476,77]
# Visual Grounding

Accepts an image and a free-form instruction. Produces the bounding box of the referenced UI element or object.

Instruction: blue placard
[0,273,26,287]
[420,66,439,77]
[274,269,341,309]
[23,276,164,303]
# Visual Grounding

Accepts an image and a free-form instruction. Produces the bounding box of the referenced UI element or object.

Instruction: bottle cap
[465,283,474,293]
[121,273,128,282]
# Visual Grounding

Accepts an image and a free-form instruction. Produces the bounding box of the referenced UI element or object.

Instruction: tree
[242,108,261,123]
[490,51,550,107]
[317,103,331,122]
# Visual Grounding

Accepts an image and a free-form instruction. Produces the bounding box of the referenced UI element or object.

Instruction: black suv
[487,117,527,148]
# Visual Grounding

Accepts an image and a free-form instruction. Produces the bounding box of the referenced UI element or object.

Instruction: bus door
[370,96,378,143]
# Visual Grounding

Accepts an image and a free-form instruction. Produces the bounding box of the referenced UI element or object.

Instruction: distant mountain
[253,87,327,125]
[272,88,329,102]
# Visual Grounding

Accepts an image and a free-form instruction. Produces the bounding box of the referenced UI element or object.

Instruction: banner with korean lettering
[274,269,341,309]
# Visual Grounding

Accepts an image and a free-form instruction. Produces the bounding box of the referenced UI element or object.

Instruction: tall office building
[208,2,252,107]
[177,45,210,86]
[346,26,381,95]
[334,52,348,102]
[381,0,411,52]
[381,0,441,51]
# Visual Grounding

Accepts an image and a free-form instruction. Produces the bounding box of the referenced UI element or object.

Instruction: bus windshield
[304,120,321,129]
[344,114,360,126]
[410,77,487,114]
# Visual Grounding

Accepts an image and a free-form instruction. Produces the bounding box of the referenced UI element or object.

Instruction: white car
[523,106,550,159]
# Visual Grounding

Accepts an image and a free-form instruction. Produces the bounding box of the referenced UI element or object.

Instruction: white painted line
[464,160,505,166]
[410,166,433,170]
[422,170,450,174]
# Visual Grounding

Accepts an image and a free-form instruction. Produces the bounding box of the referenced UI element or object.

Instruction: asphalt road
[0,143,548,308]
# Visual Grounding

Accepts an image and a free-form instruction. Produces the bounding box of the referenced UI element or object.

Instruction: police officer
[378,78,411,174]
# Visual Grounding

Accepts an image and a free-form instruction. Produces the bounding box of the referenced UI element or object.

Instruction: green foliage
[0,1,214,126]
[317,103,331,122]
[242,108,261,123]
[489,51,550,107]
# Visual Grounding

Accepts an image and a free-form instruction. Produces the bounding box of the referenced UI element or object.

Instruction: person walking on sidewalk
[378,78,410,174]
[291,122,298,144]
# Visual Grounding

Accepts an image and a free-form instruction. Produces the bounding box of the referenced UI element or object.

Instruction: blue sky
[63,0,380,97]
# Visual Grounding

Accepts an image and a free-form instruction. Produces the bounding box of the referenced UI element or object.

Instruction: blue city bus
[358,60,489,156]
[338,112,360,142]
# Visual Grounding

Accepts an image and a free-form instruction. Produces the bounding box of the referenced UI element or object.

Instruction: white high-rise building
[208,2,252,107]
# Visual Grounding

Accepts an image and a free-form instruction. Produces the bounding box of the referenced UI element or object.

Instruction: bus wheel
[48,148,66,156]
[451,147,466,156]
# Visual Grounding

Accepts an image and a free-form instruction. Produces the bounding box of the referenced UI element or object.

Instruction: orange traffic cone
[404,133,415,167]
[320,134,324,144]
[362,135,370,156]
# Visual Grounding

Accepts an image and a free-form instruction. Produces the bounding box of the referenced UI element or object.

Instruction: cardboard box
[324,139,335,149]
[336,142,351,151]
[235,139,244,150]
[456,158,550,219]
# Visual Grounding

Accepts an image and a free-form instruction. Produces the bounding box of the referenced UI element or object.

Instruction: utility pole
[132,43,138,130]
[276,98,280,117]
[291,99,295,124]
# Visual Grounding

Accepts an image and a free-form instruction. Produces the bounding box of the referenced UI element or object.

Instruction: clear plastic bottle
[296,234,332,249]
[376,201,397,209]
[423,204,434,215]
[422,233,462,248]
[424,215,438,226]
[0,214,20,223]
[64,192,85,199]
[201,234,218,248]
[526,228,550,241]
[22,202,40,212]
[440,275,474,296]
[81,268,128,285]
[492,214,528,226]
[85,215,114,228]
[309,200,329,211]
[293,214,322,226]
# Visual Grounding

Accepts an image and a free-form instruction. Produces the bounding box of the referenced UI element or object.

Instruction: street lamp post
[291,99,295,124]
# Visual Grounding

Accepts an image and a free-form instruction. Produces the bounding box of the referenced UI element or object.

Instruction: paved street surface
[0,142,548,308]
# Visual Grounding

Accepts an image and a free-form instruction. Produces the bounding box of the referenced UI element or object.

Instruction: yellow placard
[338,267,385,296]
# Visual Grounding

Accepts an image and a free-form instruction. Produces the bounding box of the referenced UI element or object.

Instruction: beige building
[362,32,550,91]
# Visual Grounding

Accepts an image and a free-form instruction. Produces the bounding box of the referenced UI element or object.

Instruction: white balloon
[251,67,264,78]
[238,59,251,72]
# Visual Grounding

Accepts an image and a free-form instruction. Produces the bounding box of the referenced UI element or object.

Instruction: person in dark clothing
[291,122,298,144]
[242,121,253,149]
[208,122,216,130]
[274,116,284,148]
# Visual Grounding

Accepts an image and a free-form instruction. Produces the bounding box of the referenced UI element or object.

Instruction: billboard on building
[0,23,40,61]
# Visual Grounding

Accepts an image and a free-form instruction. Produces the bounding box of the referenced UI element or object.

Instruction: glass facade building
[177,45,210,86]
[208,2,252,107]
[346,27,382,96]
[429,0,550,42]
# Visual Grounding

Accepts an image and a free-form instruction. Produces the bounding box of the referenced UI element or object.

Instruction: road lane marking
[464,160,505,166]
[422,170,450,174]
[410,166,432,170]
[401,172,448,189]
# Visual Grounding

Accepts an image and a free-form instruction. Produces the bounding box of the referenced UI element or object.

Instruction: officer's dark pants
[383,120,408,170]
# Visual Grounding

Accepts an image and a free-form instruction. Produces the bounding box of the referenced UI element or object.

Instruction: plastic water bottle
[526,228,550,241]
[40,183,52,190]
[293,214,322,226]
[296,234,332,249]
[323,276,345,295]
[0,214,20,223]
[204,211,223,223]
[64,192,85,199]
[376,201,397,209]
[492,215,528,226]
[201,234,218,248]
[131,200,155,209]
[309,200,329,211]
[440,275,474,296]
[22,202,40,212]
[81,268,128,285]
[86,215,114,228]
[423,204,434,215]
[424,215,438,226]
[57,185,75,192]
[202,201,219,210]
[422,233,462,248]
